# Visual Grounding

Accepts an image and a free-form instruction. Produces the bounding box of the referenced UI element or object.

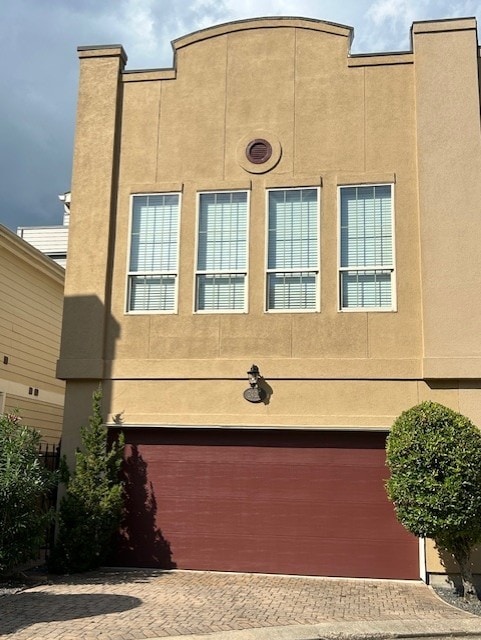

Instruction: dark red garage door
[114,429,418,579]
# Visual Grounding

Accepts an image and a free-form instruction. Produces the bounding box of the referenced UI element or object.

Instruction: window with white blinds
[267,188,319,311]
[196,191,248,311]
[127,193,180,312]
[339,185,394,310]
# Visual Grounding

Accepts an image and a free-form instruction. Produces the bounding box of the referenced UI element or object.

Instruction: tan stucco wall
[99,379,478,429]
[413,19,481,378]
[108,22,421,375]
[59,17,481,577]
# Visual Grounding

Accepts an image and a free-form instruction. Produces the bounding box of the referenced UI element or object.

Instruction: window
[339,184,394,310]
[267,188,319,311]
[196,191,248,312]
[127,193,180,312]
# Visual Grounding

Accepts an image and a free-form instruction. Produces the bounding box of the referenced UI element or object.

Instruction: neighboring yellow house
[58,16,481,582]
[0,224,65,444]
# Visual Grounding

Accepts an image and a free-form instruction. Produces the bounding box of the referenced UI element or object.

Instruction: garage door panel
[144,453,391,503]
[144,444,386,466]
[152,472,389,502]
[154,496,405,539]
[115,429,418,579]
[151,465,387,504]
[155,533,416,579]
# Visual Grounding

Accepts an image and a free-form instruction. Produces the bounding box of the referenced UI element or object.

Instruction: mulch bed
[432,584,481,616]
[0,568,50,597]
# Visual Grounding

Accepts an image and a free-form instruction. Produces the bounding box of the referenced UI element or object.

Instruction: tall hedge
[386,401,481,599]
[0,413,55,576]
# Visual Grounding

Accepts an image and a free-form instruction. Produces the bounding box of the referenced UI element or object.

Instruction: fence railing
[38,441,61,556]
[38,441,60,473]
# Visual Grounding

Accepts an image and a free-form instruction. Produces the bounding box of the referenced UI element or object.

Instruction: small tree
[386,401,481,600]
[0,413,56,577]
[49,388,125,573]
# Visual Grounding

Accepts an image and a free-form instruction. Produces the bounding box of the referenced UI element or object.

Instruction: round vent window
[237,131,281,174]
[246,139,272,164]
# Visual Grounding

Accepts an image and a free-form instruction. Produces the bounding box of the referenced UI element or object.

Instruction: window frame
[194,189,250,314]
[337,183,396,313]
[265,186,321,313]
[125,192,181,315]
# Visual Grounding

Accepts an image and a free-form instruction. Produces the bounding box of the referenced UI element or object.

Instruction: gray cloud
[0,0,480,230]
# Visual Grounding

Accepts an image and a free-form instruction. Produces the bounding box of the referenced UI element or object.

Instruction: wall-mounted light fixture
[243,364,266,403]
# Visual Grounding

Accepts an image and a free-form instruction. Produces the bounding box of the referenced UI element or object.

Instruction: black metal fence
[38,441,60,556]
[38,441,60,473]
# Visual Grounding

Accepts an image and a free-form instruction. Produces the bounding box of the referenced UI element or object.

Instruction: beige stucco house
[58,16,481,582]
[0,224,65,444]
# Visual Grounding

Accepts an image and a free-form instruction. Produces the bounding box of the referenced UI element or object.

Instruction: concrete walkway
[0,569,479,640]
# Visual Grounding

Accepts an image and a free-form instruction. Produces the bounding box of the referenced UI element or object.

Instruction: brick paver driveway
[0,569,472,640]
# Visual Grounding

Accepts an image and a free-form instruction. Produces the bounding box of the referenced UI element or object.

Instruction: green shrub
[49,388,124,573]
[386,401,481,599]
[0,413,56,576]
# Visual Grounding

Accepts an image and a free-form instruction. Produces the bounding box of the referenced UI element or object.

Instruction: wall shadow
[259,377,273,405]
[38,568,173,586]
[112,443,176,569]
[0,592,141,634]
[58,295,176,571]
[437,544,481,593]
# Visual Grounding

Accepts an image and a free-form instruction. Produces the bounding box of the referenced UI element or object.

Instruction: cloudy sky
[1,0,480,231]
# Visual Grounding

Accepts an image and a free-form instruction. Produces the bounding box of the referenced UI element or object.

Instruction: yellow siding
[0,224,65,442]
[4,395,63,445]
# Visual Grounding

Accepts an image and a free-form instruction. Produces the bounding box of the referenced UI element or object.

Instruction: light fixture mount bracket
[243,386,265,403]
[244,364,266,403]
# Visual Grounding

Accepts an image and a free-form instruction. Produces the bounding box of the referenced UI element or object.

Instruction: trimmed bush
[386,401,481,599]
